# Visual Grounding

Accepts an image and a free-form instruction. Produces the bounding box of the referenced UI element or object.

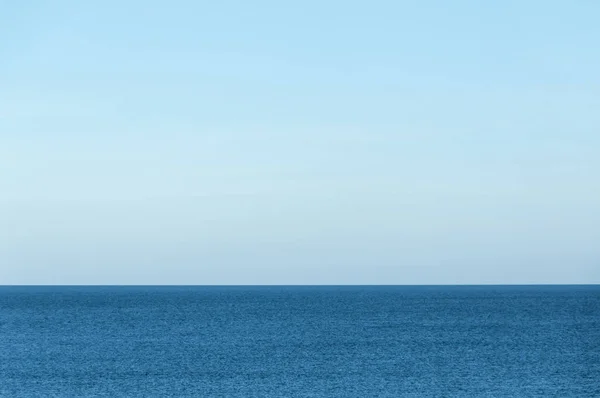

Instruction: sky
[1,0,599,284]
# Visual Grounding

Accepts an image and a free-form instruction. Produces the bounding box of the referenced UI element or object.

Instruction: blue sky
[1,0,599,284]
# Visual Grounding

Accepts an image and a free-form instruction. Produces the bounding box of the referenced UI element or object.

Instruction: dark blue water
[1,286,599,397]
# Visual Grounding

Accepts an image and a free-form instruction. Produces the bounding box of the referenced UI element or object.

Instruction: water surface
[1,285,599,397]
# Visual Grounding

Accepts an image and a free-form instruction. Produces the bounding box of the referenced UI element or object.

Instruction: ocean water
[1,286,599,397]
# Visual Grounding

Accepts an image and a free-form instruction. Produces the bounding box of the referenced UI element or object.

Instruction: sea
[1,285,599,397]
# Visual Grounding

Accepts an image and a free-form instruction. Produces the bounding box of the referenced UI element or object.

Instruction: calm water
[1,285,599,397]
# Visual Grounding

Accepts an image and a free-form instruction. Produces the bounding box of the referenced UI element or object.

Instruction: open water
[1,285,599,397]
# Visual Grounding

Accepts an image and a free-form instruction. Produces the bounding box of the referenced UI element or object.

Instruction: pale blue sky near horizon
[1,0,599,284]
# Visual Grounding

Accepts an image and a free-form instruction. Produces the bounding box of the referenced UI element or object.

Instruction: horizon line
[1,283,598,287]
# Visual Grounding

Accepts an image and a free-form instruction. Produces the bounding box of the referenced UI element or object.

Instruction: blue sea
[1,285,599,397]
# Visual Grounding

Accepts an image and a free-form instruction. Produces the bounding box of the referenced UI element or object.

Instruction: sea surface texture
[1,285,599,397]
